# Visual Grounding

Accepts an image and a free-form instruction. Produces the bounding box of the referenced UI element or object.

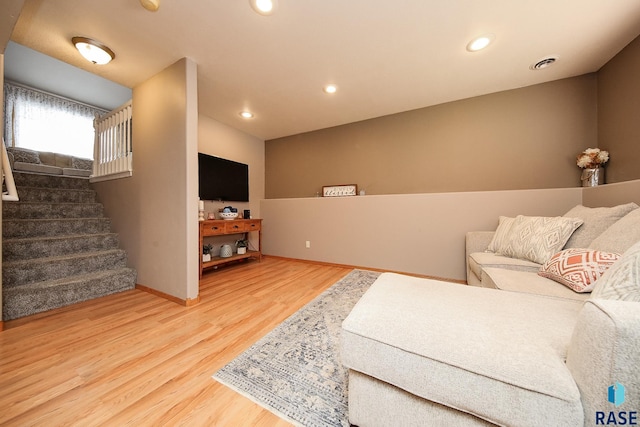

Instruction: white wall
[261,188,584,280]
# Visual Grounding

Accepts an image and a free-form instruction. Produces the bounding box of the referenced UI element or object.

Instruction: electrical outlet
[305,240,311,248]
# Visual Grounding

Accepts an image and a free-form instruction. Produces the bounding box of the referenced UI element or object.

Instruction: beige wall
[198,115,265,219]
[93,58,199,301]
[266,75,597,198]
[261,188,583,280]
[198,115,265,252]
[598,35,640,183]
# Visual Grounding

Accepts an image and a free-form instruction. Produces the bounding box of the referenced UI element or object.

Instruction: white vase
[203,253,211,262]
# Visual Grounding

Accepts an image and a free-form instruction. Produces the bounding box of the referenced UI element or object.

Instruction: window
[3,82,107,160]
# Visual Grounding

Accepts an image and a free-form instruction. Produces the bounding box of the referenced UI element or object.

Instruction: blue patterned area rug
[212,269,381,427]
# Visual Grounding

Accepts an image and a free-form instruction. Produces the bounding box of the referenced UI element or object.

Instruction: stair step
[2,268,137,321]
[3,217,111,239]
[12,172,91,190]
[3,202,104,219]
[3,249,128,287]
[16,186,96,203]
[3,233,120,262]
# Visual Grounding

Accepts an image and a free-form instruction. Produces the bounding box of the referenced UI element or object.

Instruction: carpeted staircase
[2,171,137,321]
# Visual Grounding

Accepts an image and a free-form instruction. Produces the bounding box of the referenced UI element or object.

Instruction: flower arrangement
[577,148,609,169]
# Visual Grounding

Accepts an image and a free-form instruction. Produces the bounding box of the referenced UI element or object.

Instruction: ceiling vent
[530,56,558,70]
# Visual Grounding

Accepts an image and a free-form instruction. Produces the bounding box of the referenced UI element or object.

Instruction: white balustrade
[91,100,133,182]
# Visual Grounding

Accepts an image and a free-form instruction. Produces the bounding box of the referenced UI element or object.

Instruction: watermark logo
[610,382,626,408]
[596,382,637,425]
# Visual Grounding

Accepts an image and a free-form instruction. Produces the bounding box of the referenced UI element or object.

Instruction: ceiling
[4,0,640,141]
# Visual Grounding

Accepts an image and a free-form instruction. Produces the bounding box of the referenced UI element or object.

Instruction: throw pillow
[589,208,640,255]
[500,215,583,264]
[6,147,41,164]
[487,216,515,253]
[538,248,621,293]
[562,203,638,248]
[591,240,640,301]
[71,157,93,171]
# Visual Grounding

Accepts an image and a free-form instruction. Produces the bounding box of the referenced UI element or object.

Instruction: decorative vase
[202,253,211,262]
[220,244,233,258]
[237,247,247,255]
[581,167,604,187]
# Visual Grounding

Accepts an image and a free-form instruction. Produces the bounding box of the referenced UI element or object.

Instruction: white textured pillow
[487,216,515,253]
[591,240,640,301]
[563,203,638,248]
[589,208,640,255]
[500,215,583,264]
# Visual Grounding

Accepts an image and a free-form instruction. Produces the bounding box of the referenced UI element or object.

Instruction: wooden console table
[199,218,262,277]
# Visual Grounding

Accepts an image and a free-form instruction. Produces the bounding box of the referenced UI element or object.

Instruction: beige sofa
[6,146,93,177]
[466,203,640,300]
[341,203,640,426]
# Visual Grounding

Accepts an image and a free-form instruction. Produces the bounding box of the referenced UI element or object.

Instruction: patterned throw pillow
[591,240,640,301]
[538,248,621,293]
[487,216,515,253]
[500,215,583,264]
[7,147,41,164]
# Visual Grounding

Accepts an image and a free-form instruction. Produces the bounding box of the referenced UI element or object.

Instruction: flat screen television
[198,153,249,202]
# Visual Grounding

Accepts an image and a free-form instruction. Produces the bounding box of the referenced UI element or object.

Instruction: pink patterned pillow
[538,248,621,292]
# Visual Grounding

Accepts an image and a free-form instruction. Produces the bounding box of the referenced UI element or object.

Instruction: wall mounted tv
[198,153,249,202]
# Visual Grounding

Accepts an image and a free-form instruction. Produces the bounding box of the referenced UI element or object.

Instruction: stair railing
[91,100,133,183]
[2,139,19,201]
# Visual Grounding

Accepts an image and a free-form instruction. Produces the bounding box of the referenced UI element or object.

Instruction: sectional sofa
[341,203,640,426]
[6,146,93,177]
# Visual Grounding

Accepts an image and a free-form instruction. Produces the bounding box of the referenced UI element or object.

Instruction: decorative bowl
[219,212,239,220]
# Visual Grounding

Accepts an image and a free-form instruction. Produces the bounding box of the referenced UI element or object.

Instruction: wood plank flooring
[0,257,352,426]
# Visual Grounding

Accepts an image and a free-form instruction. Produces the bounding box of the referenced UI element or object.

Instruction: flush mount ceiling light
[240,111,254,119]
[72,36,115,65]
[466,34,495,52]
[140,0,160,12]
[323,84,338,94]
[249,0,277,16]
[530,56,559,70]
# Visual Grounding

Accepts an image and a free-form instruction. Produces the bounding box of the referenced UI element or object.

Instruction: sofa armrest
[566,299,640,419]
[465,231,495,285]
[466,231,495,257]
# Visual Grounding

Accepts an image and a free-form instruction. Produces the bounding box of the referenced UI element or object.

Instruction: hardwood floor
[0,257,352,426]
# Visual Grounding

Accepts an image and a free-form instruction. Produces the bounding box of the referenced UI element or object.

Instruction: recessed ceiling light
[240,111,254,119]
[249,0,277,16]
[323,84,338,94]
[530,56,559,70]
[466,34,494,52]
[72,36,115,65]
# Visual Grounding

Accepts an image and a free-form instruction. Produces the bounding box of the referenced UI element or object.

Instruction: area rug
[212,269,381,427]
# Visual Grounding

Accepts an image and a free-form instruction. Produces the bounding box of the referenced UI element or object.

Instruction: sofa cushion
[13,161,63,175]
[341,273,585,427]
[482,267,590,301]
[563,203,638,248]
[538,248,621,293]
[468,252,540,280]
[591,240,640,301]
[499,215,583,264]
[62,168,92,177]
[589,208,640,255]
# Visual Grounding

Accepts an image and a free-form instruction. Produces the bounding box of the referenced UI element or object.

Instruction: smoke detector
[530,56,559,70]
